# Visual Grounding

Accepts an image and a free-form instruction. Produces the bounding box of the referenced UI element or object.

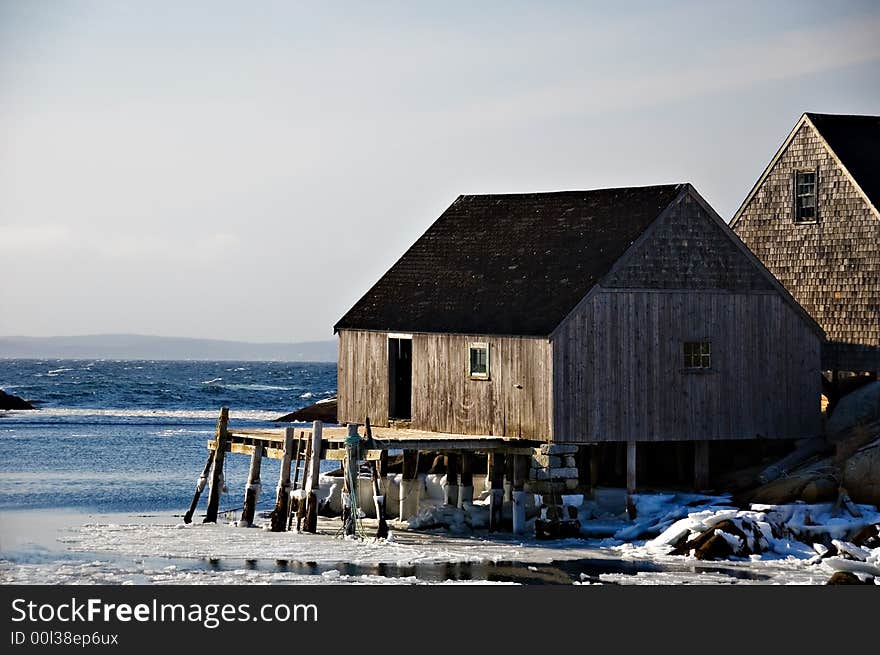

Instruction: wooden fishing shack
[190,183,825,536]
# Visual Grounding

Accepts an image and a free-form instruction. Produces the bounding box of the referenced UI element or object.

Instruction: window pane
[470,346,488,375]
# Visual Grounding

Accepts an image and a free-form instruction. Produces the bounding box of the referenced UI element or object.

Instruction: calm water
[0,359,336,512]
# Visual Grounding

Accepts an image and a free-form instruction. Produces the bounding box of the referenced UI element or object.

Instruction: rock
[744,471,815,505]
[539,444,578,455]
[273,397,337,423]
[532,467,579,480]
[827,381,880,436]
[525,480,568,494]
[850,524,880,549]
[532,454,562,468]
[535,518,581,540]
[842,439,880,506]
[800,476,840,503]
[826,571,872,585]
[670,519,750,559]
[0,390,35,410]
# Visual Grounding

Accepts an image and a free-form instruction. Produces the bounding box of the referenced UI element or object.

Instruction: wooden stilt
[286,434,305,530]
[503,453,514,503]
[203,407,230,523]
[184,451,214,524]
[457,452,474,508]
[694,440,710,491]
[512,454,529,535]
[399,449,420,521]
[301,421,323,534]
[240,445,263,527]
[269,427,295,532]
[342,424,360,537]
[488,451,505,532]
[589,445,600,496]
[444,454,459,507]
[364,419,389,539]
[626,440,637,520]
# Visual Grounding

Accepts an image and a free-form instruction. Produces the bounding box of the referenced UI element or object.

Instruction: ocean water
[0,359,336,513]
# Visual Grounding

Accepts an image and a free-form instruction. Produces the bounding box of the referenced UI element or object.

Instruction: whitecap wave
[201,377,223,385]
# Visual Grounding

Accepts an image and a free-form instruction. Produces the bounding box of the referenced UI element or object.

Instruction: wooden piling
[365,419,389,539]
[184,451,214,524]
[589,445,600,496]
[488,452,505,532]
[444,454,459,507]
[626,440,637,520]
[694,441,710,491]
[512,454,529,535]
[301,421,323,534]
[294,437,313,532]
[269,427,295,532]
[240,445,263,527]
[342,424,359,536]
[457,452,474,508]
[399,449,420,521]
[203,407,229,523]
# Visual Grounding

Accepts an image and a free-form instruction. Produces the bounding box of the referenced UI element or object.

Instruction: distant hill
[0,334,338,362]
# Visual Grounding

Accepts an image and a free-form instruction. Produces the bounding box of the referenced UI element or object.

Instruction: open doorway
[388,336,412,420]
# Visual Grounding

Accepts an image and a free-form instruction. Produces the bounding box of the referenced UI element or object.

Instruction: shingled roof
[335,184,684,336]
[806,113,880,211]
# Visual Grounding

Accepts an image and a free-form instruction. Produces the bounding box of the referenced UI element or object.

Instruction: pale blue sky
[2,1,879,342]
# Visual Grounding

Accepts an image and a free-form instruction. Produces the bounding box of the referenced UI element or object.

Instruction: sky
[1,0,879,343]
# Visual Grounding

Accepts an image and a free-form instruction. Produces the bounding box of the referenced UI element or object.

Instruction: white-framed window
[683,341,711,369]
[468,342,490,379]
[794,170,817,223]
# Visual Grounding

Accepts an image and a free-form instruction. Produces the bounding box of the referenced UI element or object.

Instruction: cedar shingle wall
[733,123,880,347]
[605,193,774,291]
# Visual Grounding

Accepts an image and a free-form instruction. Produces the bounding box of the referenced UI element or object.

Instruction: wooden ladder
[287,431,312,531]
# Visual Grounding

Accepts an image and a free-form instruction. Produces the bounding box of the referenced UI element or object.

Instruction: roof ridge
[457,183,684,200]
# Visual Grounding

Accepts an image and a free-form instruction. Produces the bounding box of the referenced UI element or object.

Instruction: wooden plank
[302,421,323,534]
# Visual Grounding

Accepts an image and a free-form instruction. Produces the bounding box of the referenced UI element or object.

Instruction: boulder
[0,390,35,410]
[842,439,880,506]
[743,470,837,506]
[273,397,337,423]
[827,381,880,437]
[826,571,872,585]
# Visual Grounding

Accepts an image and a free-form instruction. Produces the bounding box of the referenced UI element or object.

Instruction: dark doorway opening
[388,337,412,420]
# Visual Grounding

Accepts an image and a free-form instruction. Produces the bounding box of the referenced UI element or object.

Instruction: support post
[301,421,323,534]
[488,451,505,532]
[503,453,514,503]
[589,445,600,497]
[269,427,295,532]
[184,451,214,524]
[626,440,637,520]
[444,454,459,507]
[399,449,420,521]
[240,445,263,527]
[512,454,528,535]
[342,424,360,537]
[364,419,388,539]
[458,452,474,508]
[694,440,710,492]
[203,407,229,523]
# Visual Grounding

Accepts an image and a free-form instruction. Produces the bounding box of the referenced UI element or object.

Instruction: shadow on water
[193,556,772,584]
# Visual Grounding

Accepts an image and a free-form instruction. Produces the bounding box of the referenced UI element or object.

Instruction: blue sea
[0,359,336,513]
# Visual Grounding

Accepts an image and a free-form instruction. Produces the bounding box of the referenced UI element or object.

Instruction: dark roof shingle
[335,184,683,335]
[807,112,880,210]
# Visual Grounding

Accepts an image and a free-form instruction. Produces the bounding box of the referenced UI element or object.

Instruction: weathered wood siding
[552,290,821,442]
[337,330,390,428]
[732,121,880,347]
[338,329,552,438]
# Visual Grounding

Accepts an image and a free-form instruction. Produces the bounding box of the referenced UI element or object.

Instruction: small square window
[794,170,817,223]
[683,341,711,369]
[469,342,489,379]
